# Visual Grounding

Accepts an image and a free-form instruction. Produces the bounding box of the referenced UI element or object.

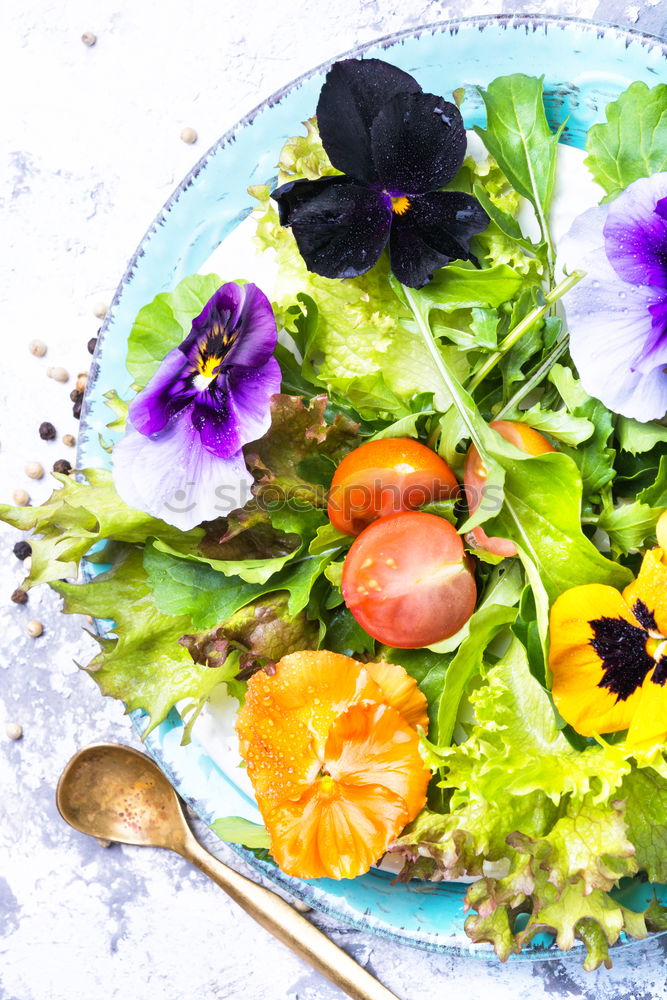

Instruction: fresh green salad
[5,62,667,969]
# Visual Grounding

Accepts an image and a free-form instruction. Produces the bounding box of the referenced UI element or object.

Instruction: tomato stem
[466,270,585,394]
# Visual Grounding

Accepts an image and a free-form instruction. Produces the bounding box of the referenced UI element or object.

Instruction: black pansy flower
[271,58,489,289]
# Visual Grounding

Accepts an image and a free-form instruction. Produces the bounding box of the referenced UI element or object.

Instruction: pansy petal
[388,191,488,287]
[181,282,246,364]
[261,779,409,880]
[626,674,667,749]
[559,205,667,421]
[192,356,281,459]
[316,58,422,184]
[325,702,429,821]
[277,179,392,279]
[623,547,667,637]
[181,281,277,374]
[371,92,466,194]
[272,176,355,225]
[603,172,667,289]
[112,408,253,530]
[128,347,194,436]
[549,584,644,736]
[365,659,429,730]
[224,283,278,369]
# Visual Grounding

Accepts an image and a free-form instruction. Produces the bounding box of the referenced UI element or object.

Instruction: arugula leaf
[598,500,662,556]
[585,81,667,200]
[638,455,667,507]
[126,274,224,388]
[412,262,525,312]
[617,416,667,456]
[475,75,562,271]
[510,404,594,447]
[54,548,224,734]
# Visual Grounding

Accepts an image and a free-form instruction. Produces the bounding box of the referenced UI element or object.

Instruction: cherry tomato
[341,511,477,648]
[328,437,459,536]
[464,420,555,558]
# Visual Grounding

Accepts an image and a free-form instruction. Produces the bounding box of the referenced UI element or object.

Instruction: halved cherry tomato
[464,420,555,558]
[328,438,459,536]
[341,511,477,648]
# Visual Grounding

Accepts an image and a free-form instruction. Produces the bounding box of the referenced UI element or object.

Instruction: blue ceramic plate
[80,14,667,960]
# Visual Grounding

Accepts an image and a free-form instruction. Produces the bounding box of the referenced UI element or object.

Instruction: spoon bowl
[56,742,189,851]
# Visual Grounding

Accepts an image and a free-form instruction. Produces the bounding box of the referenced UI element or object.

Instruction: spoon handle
[182,836,400,1000]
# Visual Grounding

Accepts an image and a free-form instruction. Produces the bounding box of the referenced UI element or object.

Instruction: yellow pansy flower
[549,548,667,749]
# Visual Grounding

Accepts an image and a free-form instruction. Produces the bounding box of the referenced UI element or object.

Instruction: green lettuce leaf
[585,81,667,200]
[393,640,662,968]
[126,273,224,387]
[144,543,333,629]
[0,467,203,588]
[54,548,226,734]
[619,767,667,882]
[211,816,271,850]
[485,452,632,607]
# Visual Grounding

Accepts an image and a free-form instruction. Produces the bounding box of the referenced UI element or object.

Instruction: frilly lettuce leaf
[619,767,667,883]
[54,548,227,734]
[0,467,203,588]
[392,640,667,967]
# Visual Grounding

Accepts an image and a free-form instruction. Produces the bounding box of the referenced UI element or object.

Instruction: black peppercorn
[39,421,56,441]
[69,388,83,404]
[13,541,32,561]
[72,401,82,420]
[53,459,72,475]
[11,588,28,605]
[87,337,98,355]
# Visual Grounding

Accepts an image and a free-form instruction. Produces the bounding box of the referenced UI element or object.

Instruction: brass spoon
[56,743,400,1000]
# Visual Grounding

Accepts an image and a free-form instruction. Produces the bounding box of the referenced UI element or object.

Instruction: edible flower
[272,58,489,289]
[549,547,667,748]
[112,282,281,529]
[235,650,430,879]
[559,173,667,421]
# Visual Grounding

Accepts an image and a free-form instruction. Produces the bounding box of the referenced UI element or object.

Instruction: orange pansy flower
[235,650,430,879]
[549,547,667,749]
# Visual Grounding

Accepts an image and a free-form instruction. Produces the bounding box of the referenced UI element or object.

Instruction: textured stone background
[3,2,667,998]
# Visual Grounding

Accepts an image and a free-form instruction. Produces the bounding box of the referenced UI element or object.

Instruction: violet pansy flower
[272,58,489,289]
[112,282,281,529]
[560,172,667,422]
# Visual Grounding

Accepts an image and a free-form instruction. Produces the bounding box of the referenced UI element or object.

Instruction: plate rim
[79,12,667,961]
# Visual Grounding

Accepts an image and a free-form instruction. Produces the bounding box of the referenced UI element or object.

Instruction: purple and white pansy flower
[560,172,667,422]
[113,281,281,529]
